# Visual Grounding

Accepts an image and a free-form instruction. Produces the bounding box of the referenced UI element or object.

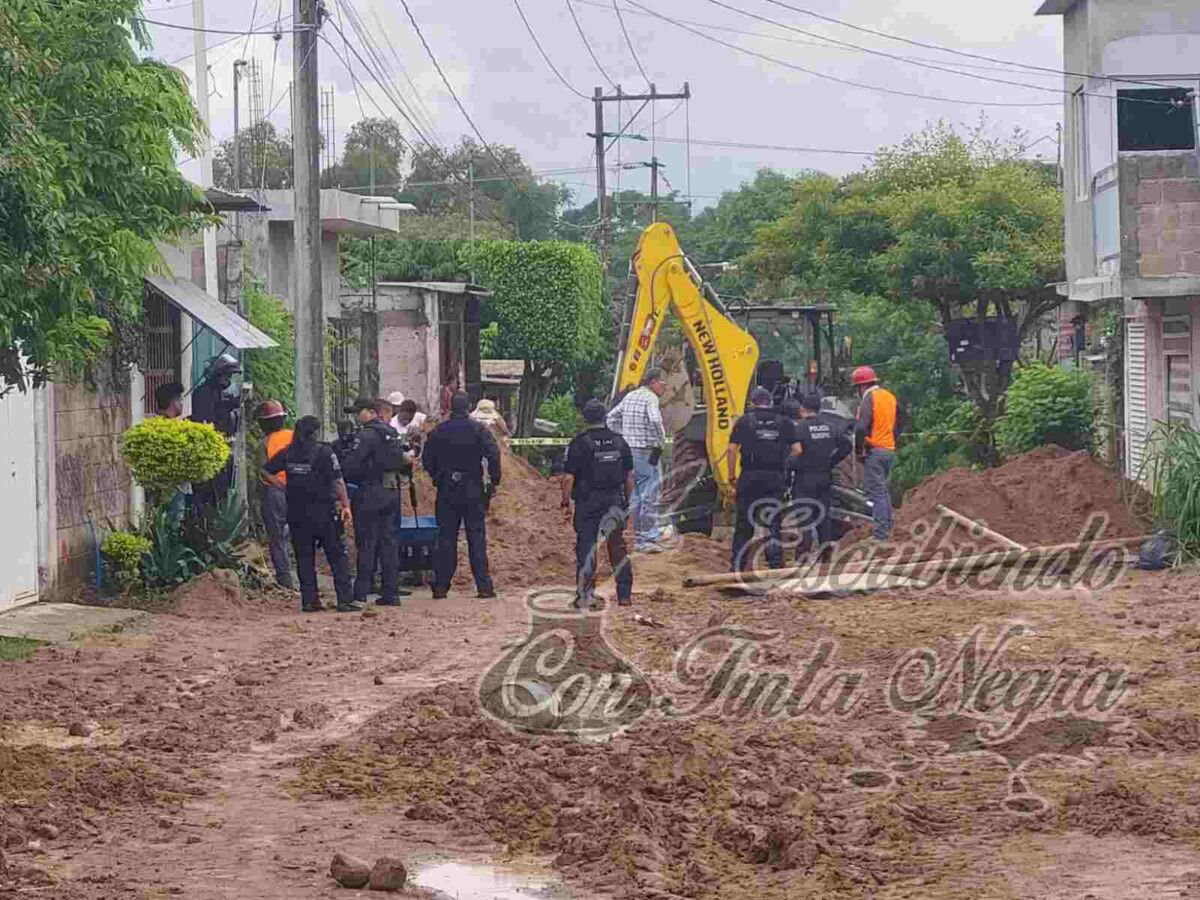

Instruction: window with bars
[142,289,182,415]
[1163,315,1194,426]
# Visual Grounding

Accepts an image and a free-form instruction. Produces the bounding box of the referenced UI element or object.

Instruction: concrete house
[1039,0,1200,476]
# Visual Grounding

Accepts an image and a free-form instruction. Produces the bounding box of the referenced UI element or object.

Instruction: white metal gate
[0,389,39,612]
[1125,321,1149,481]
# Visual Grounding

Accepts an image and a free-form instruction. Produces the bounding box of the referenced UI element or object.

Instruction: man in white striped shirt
[607,368,669,552]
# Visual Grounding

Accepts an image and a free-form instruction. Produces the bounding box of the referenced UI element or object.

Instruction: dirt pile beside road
[294,682,887,898]
[893,446,1146,548]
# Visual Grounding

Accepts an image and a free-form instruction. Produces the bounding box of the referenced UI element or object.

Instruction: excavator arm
[613,223,759,499]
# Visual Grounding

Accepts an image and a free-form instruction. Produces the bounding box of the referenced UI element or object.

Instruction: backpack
[582,431,625,492]
[367,421,409,474]
[745,409,788,469]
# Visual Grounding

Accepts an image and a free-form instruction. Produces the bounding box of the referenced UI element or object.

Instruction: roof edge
[1036,0,1077,16]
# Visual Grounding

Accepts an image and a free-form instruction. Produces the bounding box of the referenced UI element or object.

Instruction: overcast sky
[145,0,1066,209]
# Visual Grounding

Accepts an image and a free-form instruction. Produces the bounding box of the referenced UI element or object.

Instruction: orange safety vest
[865,387,898,451]
[265,429,294,486]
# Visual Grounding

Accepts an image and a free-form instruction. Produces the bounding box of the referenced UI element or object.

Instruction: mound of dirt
[293,683,886,898]
[168,569,244,618]
[893,447,1145,548]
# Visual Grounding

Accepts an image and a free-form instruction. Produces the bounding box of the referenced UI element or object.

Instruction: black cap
[750,387,773,406]
[801,392,822,412]
[450,391,470,415]
[582,399,607,424]
[346,397,375,414]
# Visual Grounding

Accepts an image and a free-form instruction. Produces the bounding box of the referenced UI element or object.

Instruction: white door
[1125,321,1149,482]
[0,389,39,612]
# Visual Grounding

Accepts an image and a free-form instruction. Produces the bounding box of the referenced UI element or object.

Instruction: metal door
[0,389,39,612]
[1125,321,1148,481]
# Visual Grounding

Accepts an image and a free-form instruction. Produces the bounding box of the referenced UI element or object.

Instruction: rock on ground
[368,857,407,891]
[329,852,371,889]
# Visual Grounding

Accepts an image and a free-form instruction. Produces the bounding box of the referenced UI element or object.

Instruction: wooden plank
[936,504,1026,550]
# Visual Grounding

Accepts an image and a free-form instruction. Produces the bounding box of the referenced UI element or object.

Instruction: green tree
[462,241,605,435]
[401,137,569,240]
[322,117,406,191]
[747,123,1064,430]
[0,0,209,390]
[213,121,293,191]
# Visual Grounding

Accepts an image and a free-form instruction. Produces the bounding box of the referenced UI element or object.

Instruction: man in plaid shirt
[607,368,669,552]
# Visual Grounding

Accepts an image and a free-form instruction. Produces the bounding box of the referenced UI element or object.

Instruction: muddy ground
[4,457,1200,898]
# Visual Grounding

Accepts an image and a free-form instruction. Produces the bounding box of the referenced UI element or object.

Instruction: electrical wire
[652,135,874,155]
[565,0,618,88]
[240,0,261,59]
[136,16,309,35]
[612,0,651,85]
[168,14,294,64]
[511,0,589,99]
[622,0,1061,108]
[363,5,446,146]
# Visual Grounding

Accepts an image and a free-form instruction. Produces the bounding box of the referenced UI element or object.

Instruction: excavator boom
[614,223,759,497]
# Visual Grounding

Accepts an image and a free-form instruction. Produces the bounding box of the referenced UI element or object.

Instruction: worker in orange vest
[852,367,902,542]
[257,400,296,590]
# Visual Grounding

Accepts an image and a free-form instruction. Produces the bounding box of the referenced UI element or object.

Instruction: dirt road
[5,538,1200,898]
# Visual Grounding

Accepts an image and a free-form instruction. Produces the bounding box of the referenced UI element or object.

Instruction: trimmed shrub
[100,531,151,593]
[121,417,230,493]
[995,363,1094,457]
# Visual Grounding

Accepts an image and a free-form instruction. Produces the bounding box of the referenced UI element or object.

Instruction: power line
[363,4,445,146]
[612,0,650,85]
[168,13,294,64]
[511,0,589,99]
[565,0,618,88]
[622,0,1061,108]
[652,136,876,156]
[136,16,310,35]
[240,0,262,59]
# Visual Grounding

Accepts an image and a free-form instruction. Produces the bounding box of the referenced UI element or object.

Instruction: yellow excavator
[611,222,760,501]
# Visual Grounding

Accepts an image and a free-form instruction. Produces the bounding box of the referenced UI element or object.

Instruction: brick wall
[378,309,438,416]
[53,375,132,587]
[1120,153,1200,277]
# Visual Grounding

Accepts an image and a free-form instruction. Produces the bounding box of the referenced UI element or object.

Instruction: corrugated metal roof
[480,359,525,378]
[376,281,492,296]
[1035,0,1077,15]
[200,186,269,212]
[145,276,277,350]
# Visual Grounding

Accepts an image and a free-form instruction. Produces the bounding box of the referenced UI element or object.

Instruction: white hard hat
[387,391,405,406]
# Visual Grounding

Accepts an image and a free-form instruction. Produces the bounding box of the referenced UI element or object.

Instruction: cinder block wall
[1121,154,1200,277]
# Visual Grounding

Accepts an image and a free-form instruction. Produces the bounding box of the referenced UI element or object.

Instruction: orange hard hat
[256,399,286,420]
[850,366,878,386]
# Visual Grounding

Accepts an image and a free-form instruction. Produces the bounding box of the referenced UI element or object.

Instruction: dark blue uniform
[730,407,797,572]
[265,442,352,611]
[788,412,853,551]
[564,426,634,607]
[421,414,501,596]
[342,420,405,605]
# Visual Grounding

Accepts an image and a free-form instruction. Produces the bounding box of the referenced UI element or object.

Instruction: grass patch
[0,636,44,661]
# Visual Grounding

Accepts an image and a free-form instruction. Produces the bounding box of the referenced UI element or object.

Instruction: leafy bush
[183,493,248,570]
[538,393,584,435]
[121,418,230,494]
[995,363,1094,457]
[892,398,983,497]
[1144,422,1200,560]
[243,282,295,422]
[100,531,151,593]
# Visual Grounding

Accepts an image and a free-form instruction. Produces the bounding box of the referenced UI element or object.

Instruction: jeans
[290,510,352,609]
[864,448,895,540]
[574,492,632,605]
[352,485,400,603]
[433,493,493,594]
[262,487,294,588]
[630,448,663,548]
[732,470,785,572]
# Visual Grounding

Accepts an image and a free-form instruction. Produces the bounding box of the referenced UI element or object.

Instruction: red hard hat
[851,366,878,386]
[257,399,286,420]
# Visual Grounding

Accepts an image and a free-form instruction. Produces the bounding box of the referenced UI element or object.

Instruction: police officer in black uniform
[191,353,241,513]
[562,399,635,610]
[422,392,501,599]
[727,387,801,572]
[788,392,853,554]
[263,416,356,612]
[342,398,409,607]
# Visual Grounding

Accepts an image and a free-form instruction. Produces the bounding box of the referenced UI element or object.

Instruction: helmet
[256,399,286,420]
[210,353,242,376]
[851,366,878,387]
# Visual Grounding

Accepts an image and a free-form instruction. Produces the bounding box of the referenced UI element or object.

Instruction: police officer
[726,387,801,572]
[191,353,241,512]
[342,398,410,607]
[263,416,356,612]
[788,392,853,555]
[562,399,635,610]
[422,392,501,599]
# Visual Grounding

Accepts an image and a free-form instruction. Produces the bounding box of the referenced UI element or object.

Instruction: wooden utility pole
[648,156,661,222]
[589,83,689,269]
[293,0,325,425]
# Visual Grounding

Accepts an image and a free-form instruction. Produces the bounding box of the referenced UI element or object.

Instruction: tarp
[144,276,276,350]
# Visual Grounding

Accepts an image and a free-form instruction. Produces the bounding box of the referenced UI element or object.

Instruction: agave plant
[1141,421,1200,561]
[142,505,204,587]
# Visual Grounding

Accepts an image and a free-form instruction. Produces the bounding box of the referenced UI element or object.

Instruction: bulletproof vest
[742,408,789,471]
[796,417,838,474]
[580,429,625,493]
[285,443,332,507]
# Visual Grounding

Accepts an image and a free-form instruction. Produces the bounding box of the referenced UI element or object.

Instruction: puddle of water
[412,860,563,899]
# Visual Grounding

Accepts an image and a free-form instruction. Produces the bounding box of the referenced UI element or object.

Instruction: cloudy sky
[143,0,1067,209]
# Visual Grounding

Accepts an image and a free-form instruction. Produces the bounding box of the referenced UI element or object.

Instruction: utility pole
[293,0,325,425]
[359,129,379,398]
[232,59,248,190]
[648,157,661,222]
[469,159,476,242]
[588,83,689,268]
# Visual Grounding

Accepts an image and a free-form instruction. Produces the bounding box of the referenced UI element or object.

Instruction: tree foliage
[0,0,210,390]
[342,238,469,288]
[462,240,604,434]
[213,121,293,191]
[995,362,1093,456]
[322,117,406,191]
[243,282,295,422]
